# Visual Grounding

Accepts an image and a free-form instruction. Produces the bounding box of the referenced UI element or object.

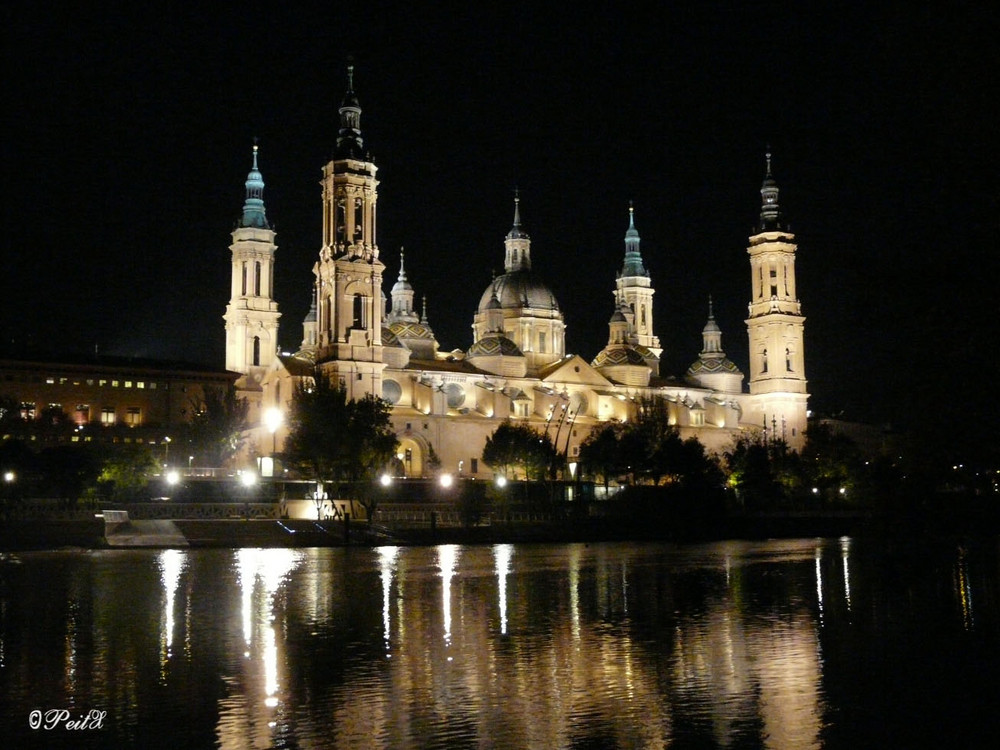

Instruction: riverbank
[3,507,996,550]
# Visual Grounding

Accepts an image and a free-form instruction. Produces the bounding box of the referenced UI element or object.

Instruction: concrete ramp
[105,519,189,547]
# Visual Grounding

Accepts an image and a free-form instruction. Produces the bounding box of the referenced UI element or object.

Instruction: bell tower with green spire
[615,204,661,358]
[224,142,281,388]
[744,152,808,448]
[312,64,385,399]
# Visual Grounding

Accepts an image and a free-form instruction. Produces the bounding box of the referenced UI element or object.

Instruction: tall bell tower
[745,153,808,448]
[223,143,281,388]
[312,64,385,399]
[615,204,661,358]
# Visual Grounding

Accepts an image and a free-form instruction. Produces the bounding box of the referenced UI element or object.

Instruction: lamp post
[263,407,283,455]
[240,470,256,520]
[163,436,172,467]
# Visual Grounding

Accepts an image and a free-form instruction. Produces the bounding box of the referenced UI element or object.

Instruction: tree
[96,443,159,503]
[186,385,249,467]
[578,422,623,492]
[281,371,398,522]
[482,421,557,481]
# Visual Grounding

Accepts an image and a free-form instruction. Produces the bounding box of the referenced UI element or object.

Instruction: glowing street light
[439,473,453,489]
[240,470,257,488]
[3,471,14,484]
[264,407,283,454]
[165,469,181,486]
[380,473,392,487]
[495,475,507,488]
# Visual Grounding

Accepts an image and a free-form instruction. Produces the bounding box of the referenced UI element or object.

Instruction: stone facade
[232,69,808,477]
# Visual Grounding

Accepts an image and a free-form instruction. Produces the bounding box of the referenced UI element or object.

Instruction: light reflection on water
[0,538,998,748]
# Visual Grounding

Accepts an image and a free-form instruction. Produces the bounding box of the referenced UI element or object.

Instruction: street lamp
[163,436,172,467]
[263,407,283,455]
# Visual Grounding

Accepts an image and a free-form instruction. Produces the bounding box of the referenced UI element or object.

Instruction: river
[1,537,997,748]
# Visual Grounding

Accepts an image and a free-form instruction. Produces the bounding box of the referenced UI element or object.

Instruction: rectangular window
[124,381,133,388]
[99,379,108,387]
[538,331,546,353]
[75,404,90,425]
[471,458,478,474]
[137,381,145,389]
[125,407,142,426]
[112,380,120,388]
[20,402,36,420]
[101,407,115,425]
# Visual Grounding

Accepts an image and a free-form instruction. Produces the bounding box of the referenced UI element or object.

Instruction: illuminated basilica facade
[224,68,808,479]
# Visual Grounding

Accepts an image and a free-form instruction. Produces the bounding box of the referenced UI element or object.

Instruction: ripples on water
[1,537,998,749]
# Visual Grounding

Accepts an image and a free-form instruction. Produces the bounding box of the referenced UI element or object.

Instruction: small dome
[381,327,404,347]
[468,335,523,358]
[389,321,435,340]
[687,357,741,375]
[609,309,627,323]
[592,346,648,368]
[477,270,560,313]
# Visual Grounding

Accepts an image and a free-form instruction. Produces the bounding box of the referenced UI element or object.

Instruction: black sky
[3,3,998,445]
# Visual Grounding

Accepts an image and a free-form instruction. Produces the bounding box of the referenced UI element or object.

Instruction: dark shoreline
[1,509,995,551]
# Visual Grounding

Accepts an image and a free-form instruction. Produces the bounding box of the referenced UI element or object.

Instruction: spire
[758,149,783,232]
[238,141,269,229]
[421,295,429,325]
[503,189,531,272]
[620,202,647,277]
[388,247,418,324]
[335,62,365,160]
[507,189,529,240]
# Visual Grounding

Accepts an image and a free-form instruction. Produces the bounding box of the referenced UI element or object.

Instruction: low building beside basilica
[225,67,809,479]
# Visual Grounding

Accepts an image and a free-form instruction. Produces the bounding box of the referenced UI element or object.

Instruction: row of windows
[4,374,163,389]
[19,402,143,426]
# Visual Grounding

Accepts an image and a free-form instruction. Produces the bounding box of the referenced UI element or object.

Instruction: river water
[1,537,997,749]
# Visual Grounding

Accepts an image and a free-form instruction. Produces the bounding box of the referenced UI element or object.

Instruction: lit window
[20,402,36,420]
[124,381,133,388]
[99,379,107,387]
[125,407,142,426]
[137,381,145,389]
[112,380,120,388]
[101,407,115,425]
[46,377,55,385]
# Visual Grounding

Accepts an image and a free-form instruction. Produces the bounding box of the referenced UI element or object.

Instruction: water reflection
[493,544,512,634]
[1,539,998,749]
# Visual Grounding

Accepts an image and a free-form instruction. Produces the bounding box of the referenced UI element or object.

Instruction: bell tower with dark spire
[224,142,281,390]
[312,64,385,399]
[745,152,808,448]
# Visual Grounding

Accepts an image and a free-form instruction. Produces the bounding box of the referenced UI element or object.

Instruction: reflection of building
[236,67,808,475]
[0,353,237,437]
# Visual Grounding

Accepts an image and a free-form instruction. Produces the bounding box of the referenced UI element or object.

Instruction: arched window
[254,261,261,296]
[785,347,793,372]
[241,262,247,295]
[252,336,261,367]
[761,348,768,374]
[353,295,365,329]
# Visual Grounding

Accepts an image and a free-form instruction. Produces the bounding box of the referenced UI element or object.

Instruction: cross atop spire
[621,202,647,277]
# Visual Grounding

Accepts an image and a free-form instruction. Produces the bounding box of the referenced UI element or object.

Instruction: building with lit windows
[229,67,808,478]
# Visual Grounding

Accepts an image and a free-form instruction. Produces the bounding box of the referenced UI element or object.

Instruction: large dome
[478,270,560,313]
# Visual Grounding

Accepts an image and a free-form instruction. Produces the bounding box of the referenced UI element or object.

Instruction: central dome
[478,269,561,313]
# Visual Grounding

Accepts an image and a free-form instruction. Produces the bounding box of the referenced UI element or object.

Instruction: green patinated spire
[620,202,647,277]
[239,141,269,229]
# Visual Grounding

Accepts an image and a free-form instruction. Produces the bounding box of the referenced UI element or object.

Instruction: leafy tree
[482,421,557,481]
[281,371,397,522]
[96,443,159,503]
[186,385,249,467]
[619,396,680,485]
[801,422,863,504]
[578,421,623,492]
[282,371,352,480]
[37,444,102,507]
[724,432,784,511]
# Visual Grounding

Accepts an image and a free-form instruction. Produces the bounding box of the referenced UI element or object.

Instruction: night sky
[4,3,998,448]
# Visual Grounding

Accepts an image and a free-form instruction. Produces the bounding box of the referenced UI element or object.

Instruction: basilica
[223,67,808,480]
